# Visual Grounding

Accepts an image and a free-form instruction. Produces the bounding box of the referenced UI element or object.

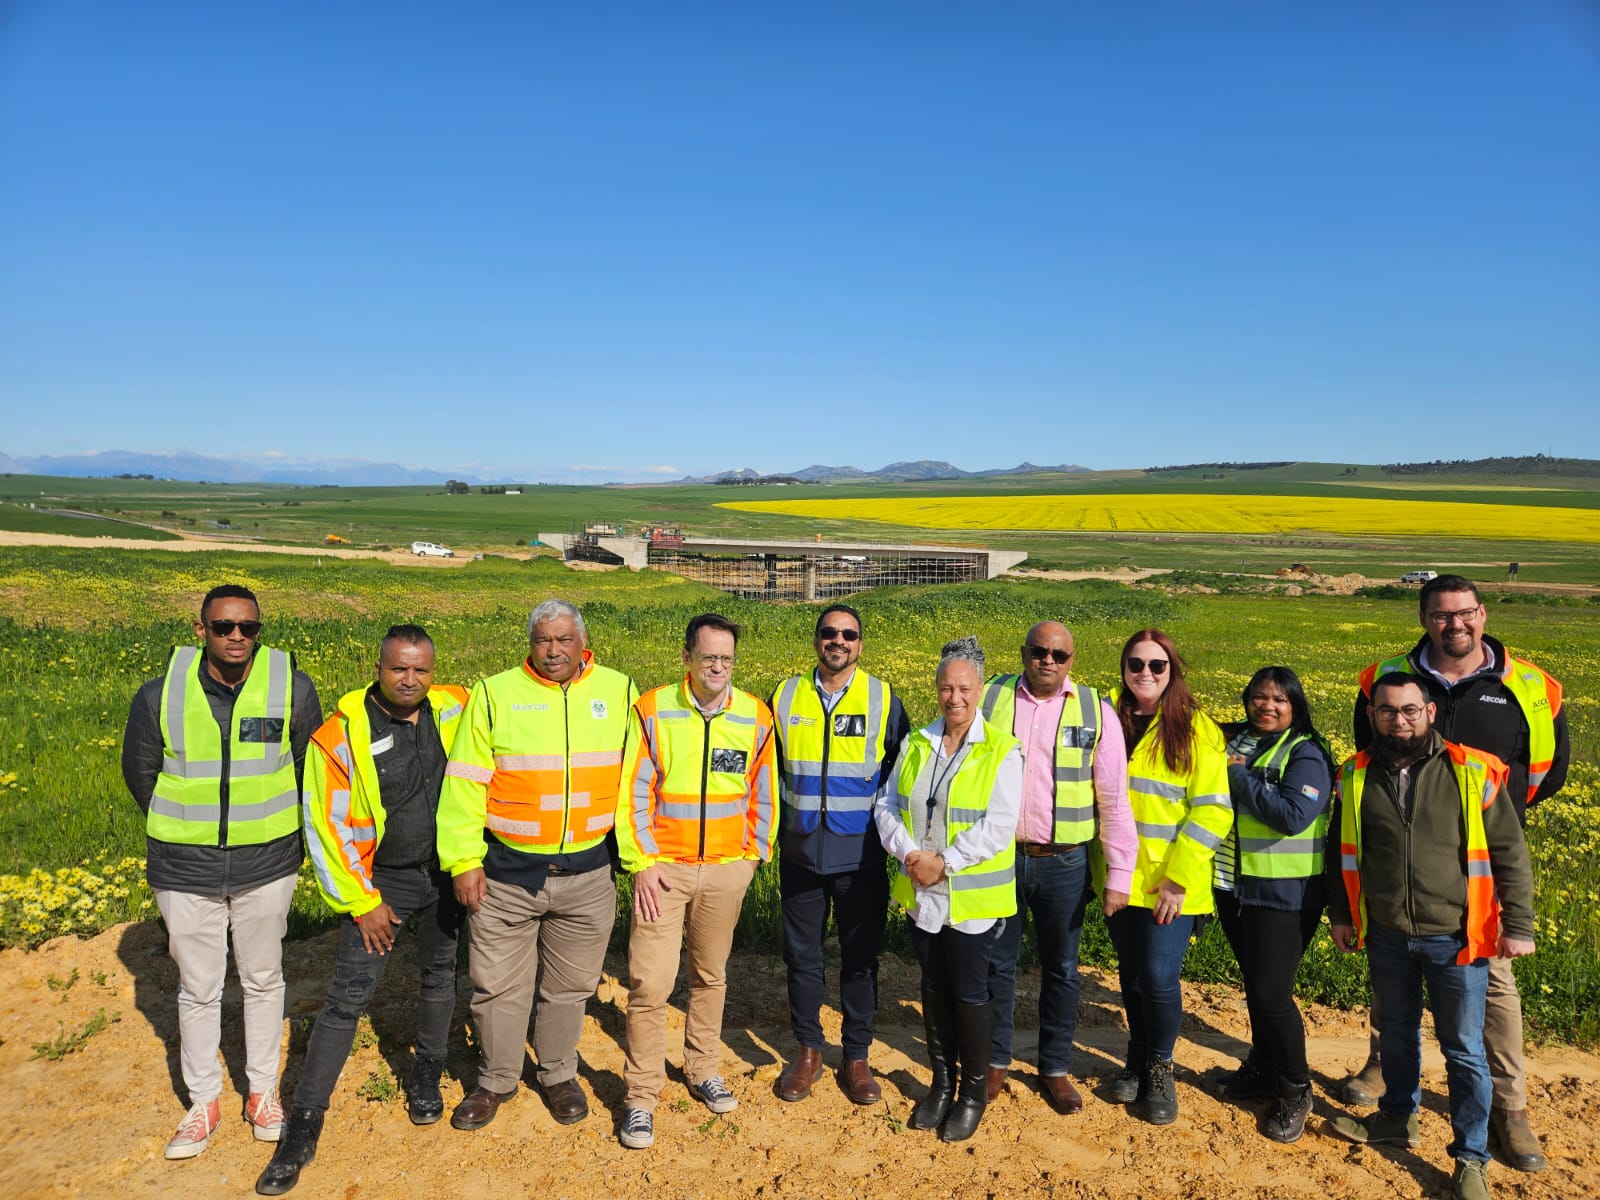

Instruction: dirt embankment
[1,921,1594,1200]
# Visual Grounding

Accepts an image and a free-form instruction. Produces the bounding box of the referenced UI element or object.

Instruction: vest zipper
[818,689,832,824]
[698,713,712,860]
[561,685,572,849]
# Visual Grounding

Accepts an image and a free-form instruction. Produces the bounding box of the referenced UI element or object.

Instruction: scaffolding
[648,548,986,600]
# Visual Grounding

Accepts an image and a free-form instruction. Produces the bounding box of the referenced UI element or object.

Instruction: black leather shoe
[541,1078,589,1125]
[407,1055,445,1125]
[255,1108,323,1196]
[450,1085,517,1130]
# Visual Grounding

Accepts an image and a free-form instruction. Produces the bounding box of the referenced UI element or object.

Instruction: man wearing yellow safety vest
[1327,672,1534,1200]
[257,624,469,1196]
[121,585,321,1161]
[771,604,909,1105]
[616,613,778,1150]
[435,599,639,1132]
[1343,575,1567,1173]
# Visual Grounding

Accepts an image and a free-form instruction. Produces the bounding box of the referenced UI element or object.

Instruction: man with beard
[1341,576,1567,1173]
[1327,673,1534,1200]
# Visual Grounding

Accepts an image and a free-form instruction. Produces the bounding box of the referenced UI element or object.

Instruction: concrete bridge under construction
[537,532,1027,601]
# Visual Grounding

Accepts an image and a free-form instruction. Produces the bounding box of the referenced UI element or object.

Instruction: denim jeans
[988,844,1090,1074]
[1366,923,1491,1163]
[780,855,888,1060]
[1105,905,1195,1060]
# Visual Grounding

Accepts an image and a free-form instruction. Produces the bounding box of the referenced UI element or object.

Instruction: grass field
[0,544,1595,1043]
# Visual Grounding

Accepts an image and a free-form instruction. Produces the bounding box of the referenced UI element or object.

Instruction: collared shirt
[366,689,447,870]
[1416,640,1499,690]
[813,666,855,713]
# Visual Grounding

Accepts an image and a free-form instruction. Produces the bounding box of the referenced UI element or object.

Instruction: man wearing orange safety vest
[1344,575,1567,1173]
[1327,672,1534,1200]
[435,599,639,1132]
[615,612,778,1150]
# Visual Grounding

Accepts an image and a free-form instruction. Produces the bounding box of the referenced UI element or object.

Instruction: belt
[1016,841,1087,857]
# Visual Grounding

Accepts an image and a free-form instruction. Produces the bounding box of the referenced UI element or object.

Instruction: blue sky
[3,1,1597,483]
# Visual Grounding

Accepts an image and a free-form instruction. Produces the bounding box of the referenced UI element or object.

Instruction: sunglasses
[1025,644,1072,664]
[207,619,262,638]
[1125,657,1168,676]
[817,626,860,642]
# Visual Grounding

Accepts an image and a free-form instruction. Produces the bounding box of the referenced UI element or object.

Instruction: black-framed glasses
[1025,644,1072,664]
[1424,605,1482,626]
[207,619,262,638]
[817,626,860,643]
[1125,657,1168,676]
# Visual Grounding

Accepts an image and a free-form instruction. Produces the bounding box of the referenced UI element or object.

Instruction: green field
[1,543,1595,1043]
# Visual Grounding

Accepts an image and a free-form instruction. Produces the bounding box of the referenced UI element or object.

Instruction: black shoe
[1264,1083,1313,1143]
[939,1000,994,1143]
[909,988,957,1131]
[407,1055,446,1126]
[1109,1042,1146,1104]
[1145,1057,1178,1125]
[1221,1059,1277,1103]
[255,1108,323,1196]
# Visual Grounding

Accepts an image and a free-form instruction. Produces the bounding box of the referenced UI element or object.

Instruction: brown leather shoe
[776,1046,825,1102]
[1041,1073,1084,1115]
[450,1085,517,1130]
[837,1058,881,1105]
[985,1066,1008,1103]
[1490,1107,1547,1172]
[541,1077,589,1125]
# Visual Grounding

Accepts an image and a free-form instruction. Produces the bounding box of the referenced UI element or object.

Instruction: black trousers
[780,855,888,1059]
[1214,889,1321,1087]
[908,917,1003,1006]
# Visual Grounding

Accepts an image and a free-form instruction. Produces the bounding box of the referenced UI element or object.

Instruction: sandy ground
[0,529,494,567]
[1,921,1595,1200]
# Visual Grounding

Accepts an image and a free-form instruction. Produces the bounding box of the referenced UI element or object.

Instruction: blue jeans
[1366,924,1491,1163]
[988,845,1089,1074]
[1105,905,1195,1060]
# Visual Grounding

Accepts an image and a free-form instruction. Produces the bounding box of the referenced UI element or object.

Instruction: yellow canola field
[719,493,1600,542]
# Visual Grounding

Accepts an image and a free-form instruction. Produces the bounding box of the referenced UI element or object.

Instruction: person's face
[196,596,261,672]
[1421,588,1486,663]
[376,638,435,711]
[937,658,981,730]
[1021,622,1073,696]
[1369,683,1435,758]
[814,611,862,675]
[684,626,736,698]
[530,614,586,683]
[1123,639,1171,712]
[1247,681,1293,735]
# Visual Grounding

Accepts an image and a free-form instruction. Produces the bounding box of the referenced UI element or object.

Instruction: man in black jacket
[122,585,321,1160]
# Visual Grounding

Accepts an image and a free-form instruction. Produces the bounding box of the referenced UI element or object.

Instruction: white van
[411,541,455,558]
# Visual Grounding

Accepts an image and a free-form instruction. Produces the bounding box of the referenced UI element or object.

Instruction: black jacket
[1219,721,1334,912]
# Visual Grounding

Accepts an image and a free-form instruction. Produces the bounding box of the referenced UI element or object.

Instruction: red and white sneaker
[164,1098,222,1160]
[244,1090,285,1142]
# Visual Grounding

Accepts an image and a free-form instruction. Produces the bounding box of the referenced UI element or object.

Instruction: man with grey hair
[436,598,639,1131]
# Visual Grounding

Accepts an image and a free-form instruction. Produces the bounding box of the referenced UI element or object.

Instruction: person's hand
[1101,888,1130,918]
[1147,878,1185,924]
[906,851,946,888]
[1330,923,1359,953]
[1226,754,1247,766]
[1499,936,1535,959]
[355,903,401,955]
[453,868,487,914]
[632,865,671,922]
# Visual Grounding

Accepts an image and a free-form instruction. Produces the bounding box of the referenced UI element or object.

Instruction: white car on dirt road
[411,541,455,558]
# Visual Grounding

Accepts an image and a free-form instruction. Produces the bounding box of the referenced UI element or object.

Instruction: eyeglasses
[1125,657,1168,676]
[1374,704,1427,722]
[817,626,860,643]
[694,653,735,668]
[1025,645,1072,664]
[207,619,262,638]
[1424,605,1482,626]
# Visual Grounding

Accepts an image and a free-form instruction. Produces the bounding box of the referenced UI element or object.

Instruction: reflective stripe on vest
[981,674,1100,844]
[1235,729,1329,880]
[1337,743,1505,964]
[150,644,299,846]
[772,671,890,836]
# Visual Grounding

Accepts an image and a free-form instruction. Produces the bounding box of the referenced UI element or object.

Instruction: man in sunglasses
[121,585,322,1160]
[769,604,910,1105]
[1342,576,1567,1173]
[978,620,1136,1113]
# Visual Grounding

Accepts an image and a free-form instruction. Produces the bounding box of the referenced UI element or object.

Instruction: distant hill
[0,450,484,487]
[674,460,1090,484]
[1382,453,1600,478]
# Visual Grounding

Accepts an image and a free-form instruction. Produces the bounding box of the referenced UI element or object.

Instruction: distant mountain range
[675,460,1091,484]
[0,450,481,487]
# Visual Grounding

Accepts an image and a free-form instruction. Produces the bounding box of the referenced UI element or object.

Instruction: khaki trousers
[624,858,758,1111]
[466,868,616,1093]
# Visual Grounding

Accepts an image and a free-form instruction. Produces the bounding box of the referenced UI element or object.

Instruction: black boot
[939,1000,994,1143]
[1263,1079,1313,1144]
[407,1055,445,1125]
[1145,1056,1178,1125]
[255,1108,323,1196]
[1110,1041,1146,1104]
[909,988,957,1130]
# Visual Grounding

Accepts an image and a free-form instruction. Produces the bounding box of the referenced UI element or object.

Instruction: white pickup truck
[411,541,455,558]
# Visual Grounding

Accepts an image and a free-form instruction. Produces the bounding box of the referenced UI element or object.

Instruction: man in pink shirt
[979,620,1136,1114]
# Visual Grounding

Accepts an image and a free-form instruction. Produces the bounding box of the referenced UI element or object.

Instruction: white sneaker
[165,1098,222,1159]
[244,1090,285,1141]
[620,1107,654,1149]
[688,1076,737,1114]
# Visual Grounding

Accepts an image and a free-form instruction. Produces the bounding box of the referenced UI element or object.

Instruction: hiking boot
[1328,1108,1421,1147]
[1109,1042,1146,1104]
[1144,1057,1178,1125]
[776,1046,824,1102]
[164,1098,221,1160]
[1341,1052,1385,1106]
[687,1076,737,1114]
[1489,1108,1546,1172]
[1221,1060,1277,1102]
[255,1108,323,1196]
[619,1107,654,1149]
[244,1090,285,1142]
[1451,1158,1491,1200]
[406,1056,446,1126]
[1263,1083,1313,1144]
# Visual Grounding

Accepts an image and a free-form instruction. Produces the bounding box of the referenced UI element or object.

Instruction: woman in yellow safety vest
[1103,628,1230,1127]
[874,636,1021,1144]
[1212,666,1334,1144]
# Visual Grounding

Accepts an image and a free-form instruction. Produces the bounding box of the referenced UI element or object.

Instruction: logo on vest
[789,715,816,728]
[511,703,550,712]
[591,700,608,719]
[1478,695,1508,705]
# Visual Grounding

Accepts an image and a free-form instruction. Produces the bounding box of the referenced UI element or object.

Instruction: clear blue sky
[3,1,1597,482]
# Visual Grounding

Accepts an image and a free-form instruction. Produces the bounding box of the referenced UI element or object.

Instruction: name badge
[370,734,395,755]
[833,714,866,737]
[710,748,748,774]
[237,717,284,744]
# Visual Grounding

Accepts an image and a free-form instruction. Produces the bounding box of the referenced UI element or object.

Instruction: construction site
[538,523,1026,601]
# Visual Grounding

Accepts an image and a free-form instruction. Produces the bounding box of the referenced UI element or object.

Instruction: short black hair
[684,612,741,651]
[1419,574,1480,613]
[814,604,862,639]
[382,623,433,650]
[1242,666,1315,736]
[1370,670,1427,705]
[200,584,259,621]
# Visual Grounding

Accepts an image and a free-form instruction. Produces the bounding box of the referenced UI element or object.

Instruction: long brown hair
[1116,628,1197,774]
